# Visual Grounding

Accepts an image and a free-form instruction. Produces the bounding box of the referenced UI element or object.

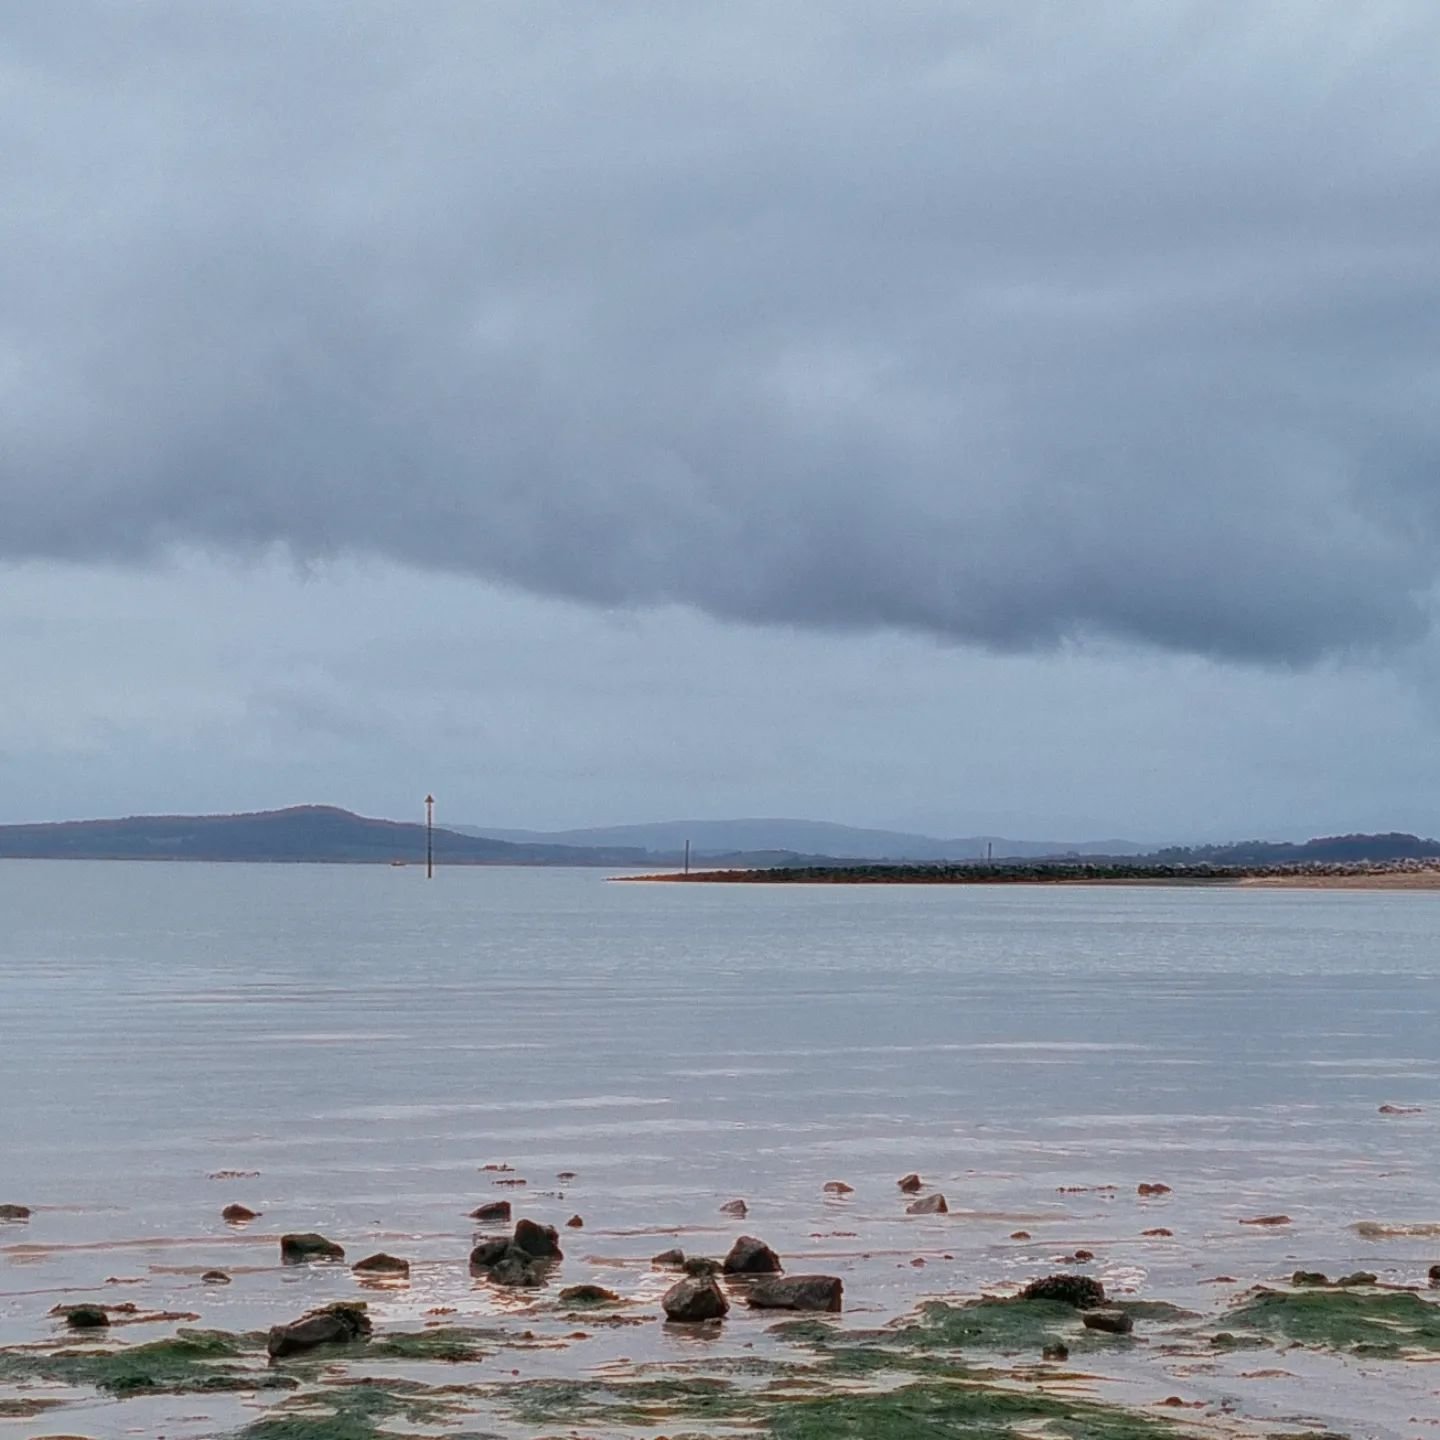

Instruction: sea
[2,861,1438,1437]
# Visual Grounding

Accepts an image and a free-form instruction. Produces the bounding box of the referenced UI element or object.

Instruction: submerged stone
[222,1203,259,1222]
[1083,1309,1135,1335]
[0,1204,31,1221]
[352,1252,409,1277]
[280,1232,345,1263]
[559,1284,619,1305]
[1020,1274,1106,1308]
[662,1275,729,1322]
[201,1270,232,1284]
[63,1303,110,1329]
[470,1200,511,1222]
[907,1193,948,1215]
[513,1218,563,1259]
[746,1275,843,1312]
[267,1301,371,1358]
[723,1235,781,1274]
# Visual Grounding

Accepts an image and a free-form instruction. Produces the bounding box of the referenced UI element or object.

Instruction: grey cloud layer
[5,2,1440,661]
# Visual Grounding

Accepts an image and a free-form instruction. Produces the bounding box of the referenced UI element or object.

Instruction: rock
[1292,1270,1329,1286]
[557,1170,577,1181]
[652,1248,686,1267]
[723,1236,782,1274]
[222,1203,259,1223]
[1082,1309,1134,1335]
[469,1238,512,1269]
[897,1173,923,1193]
[267,1301,371,1358]
[489,1252,543,1287]
[1072,1249,1094,1262]
[280,1232,345,1264]
[559,1284,618,1304]
[1142,1228,1173,1237]
[906,1193,948,1215]
[1137,1183,1172,1196]
[662,1275,729,1322]
[720,1198,749,1217]
[745,1275,843,1312]
[1020,1274,1106,1308]
[1429,1264,1440,1287]
[1010,1230,1031,1240]
[201,1270,232,1285]
[352,1253,409,1277]
[1042,1341,1069,1361]
[513,1218,563,1260]
[1378,1103,1423,1115]
[1239,1215,1291,1226]
[824,1181,854,1195]
[62,1304,110,1329]
[565,1214,584,1229]
[0,1204,31,1222]
[470,1200,512,1222]
[683,1256,722,1277]
[1336,1272,1377,1287]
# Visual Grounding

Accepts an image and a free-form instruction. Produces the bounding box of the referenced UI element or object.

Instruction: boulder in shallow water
[280,1232,344,1264]
[62,1304,110,1329]
[1082,1309,1134,1335]
[1429,1264,1440,1287]
[565,1214,584,1228]
[824,1181,854,1195]
[0,1204,31,1222]
[907,1193,948,1215]
[353,1253,409,1277]
[652,1247,685,1267]
[897,1173,923,1193]
[720,1198,748,1217]
[1020,1274,1106,1308]
[745,1275,843,1312]
[470,1200,511,1223]
[222,1203,259,1223]
[267,1301,371,1358]
[201,1270,231,1284]
[513,1218,563,1260]
[489,1251,543,1287]
[662,1275,729,1322]
[723,1235,781,1274]
[683,1256,722,1277]
[559,1284,618,1305]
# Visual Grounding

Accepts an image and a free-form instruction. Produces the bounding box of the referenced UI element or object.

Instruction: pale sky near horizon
[5,3,1440,842]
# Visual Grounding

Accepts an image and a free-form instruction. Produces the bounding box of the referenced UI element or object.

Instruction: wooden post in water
[425,794,435,878]
[684,838,690,875]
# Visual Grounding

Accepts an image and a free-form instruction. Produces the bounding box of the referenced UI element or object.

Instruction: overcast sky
[4,2,1440,840]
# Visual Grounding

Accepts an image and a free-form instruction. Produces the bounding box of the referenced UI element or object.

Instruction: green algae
[1219,1287,1440,1354]
[764,1380,1180,1440]
[504,1374,748,1428]
[228,1377,477,1438]
[365,1326,497,1363]
[0,1328,288,1398]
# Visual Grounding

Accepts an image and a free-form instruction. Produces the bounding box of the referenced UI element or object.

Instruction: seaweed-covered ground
[6,1210,1440,1439]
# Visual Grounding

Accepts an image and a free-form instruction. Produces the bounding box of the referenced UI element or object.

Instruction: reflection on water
[2,862,1439,1435]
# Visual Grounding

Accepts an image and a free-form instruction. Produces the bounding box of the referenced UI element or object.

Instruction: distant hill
[0,806,650,866]
[1146,832,1440,866]
[455,818,1148,862]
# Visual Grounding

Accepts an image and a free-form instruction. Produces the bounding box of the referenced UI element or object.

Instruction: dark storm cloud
[4,2,1440,662]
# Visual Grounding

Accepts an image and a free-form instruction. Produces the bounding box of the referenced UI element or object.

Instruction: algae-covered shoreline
[6,1187,1440,1440]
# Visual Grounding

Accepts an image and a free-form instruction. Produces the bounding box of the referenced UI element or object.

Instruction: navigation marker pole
[684,838,690,875]
[426,794,435,879]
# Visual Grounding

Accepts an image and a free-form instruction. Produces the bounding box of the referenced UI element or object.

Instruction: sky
[4,2,1440,841]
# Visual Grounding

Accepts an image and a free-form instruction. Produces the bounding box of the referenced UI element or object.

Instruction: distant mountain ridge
[0,806,646,865]
[455,817,1149,861]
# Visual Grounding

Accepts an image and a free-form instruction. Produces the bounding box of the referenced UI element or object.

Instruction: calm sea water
[2,862,1439,1435]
